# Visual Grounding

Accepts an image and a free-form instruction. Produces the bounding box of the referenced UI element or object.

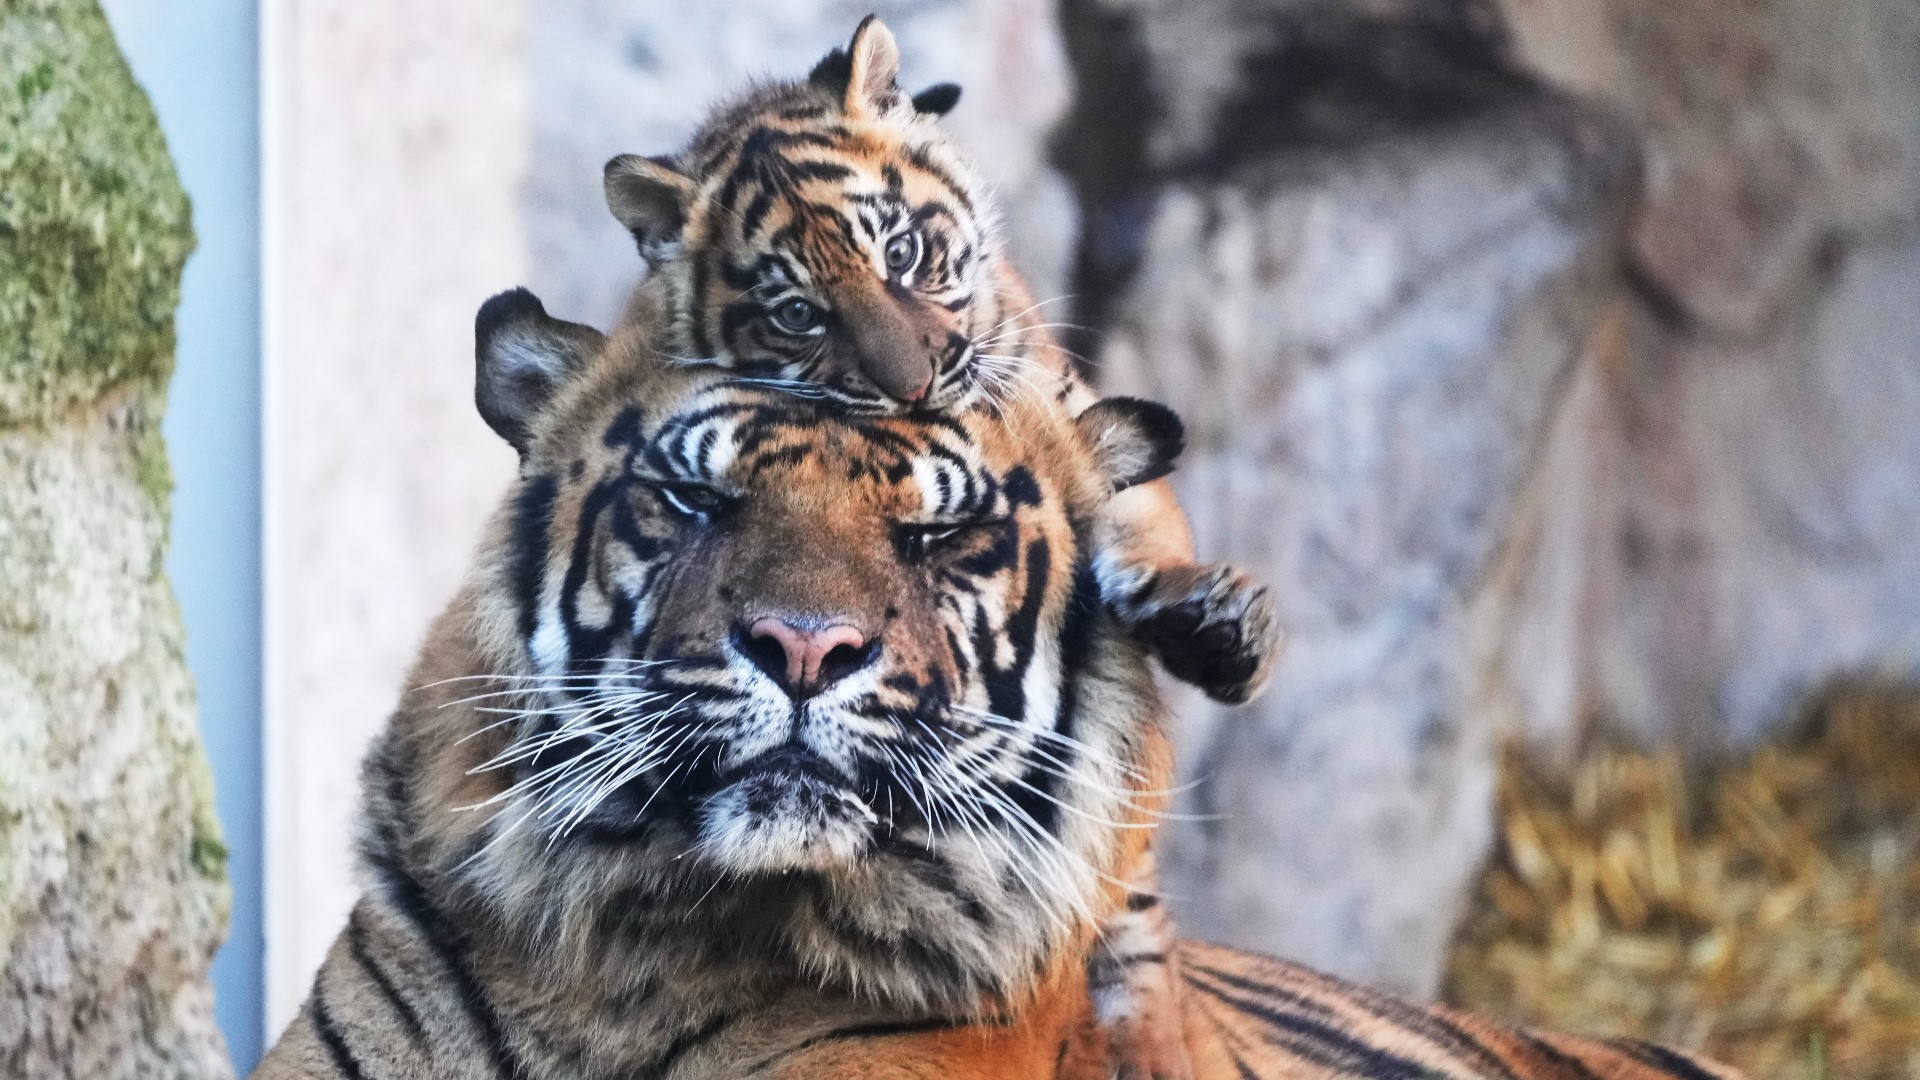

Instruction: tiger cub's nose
[740,617,876,699]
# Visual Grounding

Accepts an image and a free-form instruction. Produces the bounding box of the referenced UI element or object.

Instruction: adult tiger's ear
[475,287,605,457]
[604,153,696,262]
[811,15,902,117]
[910,82,961,116]
[1076,397,1186,491]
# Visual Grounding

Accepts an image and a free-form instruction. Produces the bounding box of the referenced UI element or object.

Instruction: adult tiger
[250,292,1745,1080]
[601,16,1277,712]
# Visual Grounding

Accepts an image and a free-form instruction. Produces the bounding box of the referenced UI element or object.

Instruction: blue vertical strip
[97,1,264,1072]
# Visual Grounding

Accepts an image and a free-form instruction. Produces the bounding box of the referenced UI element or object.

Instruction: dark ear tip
[1083,396,1186,489]
[1108,395,1186,457]
[476,287,546,343]
[911,82,962,116]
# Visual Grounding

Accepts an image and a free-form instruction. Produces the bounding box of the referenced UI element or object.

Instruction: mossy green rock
[0,1,230,1077]
[0,0,193,430]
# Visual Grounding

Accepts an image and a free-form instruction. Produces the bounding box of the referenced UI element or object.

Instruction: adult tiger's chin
[696,764,879,875]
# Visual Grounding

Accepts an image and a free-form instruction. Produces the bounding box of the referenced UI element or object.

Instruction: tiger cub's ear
[604,154,696,263]
[811,15,903,117]
[475,288,605,457]
[1076,397,1186,492]
[910,82,961,116]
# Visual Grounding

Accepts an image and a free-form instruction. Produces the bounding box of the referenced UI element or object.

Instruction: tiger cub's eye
[770,299,823,334]
[884,231,921,276]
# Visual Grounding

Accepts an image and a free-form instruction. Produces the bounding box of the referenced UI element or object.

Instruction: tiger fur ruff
[251,291,1747,1080]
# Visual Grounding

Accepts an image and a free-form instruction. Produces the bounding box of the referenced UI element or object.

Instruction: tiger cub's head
[603,17,1015,415]
[440,289,1179,1006]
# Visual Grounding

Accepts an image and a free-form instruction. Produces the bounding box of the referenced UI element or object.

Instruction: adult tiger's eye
[771,298,822,334]
[884,231,921,275]
[657,483,728,519]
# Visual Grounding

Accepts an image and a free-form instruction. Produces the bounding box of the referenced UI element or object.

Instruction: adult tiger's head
[420,289,1181,1008]
[602,17,1023,414]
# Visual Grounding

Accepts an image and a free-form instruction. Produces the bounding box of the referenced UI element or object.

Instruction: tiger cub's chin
[695,765,879,874]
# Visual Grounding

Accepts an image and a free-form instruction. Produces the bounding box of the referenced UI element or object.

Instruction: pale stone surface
[0,418,231,1080]
[1097,106,1632,995]
[262,0,527,1032]
[0,1,230,1075]
[1494,0,1920,339]
[1583,230,1920,749]
[524,0,1075,328]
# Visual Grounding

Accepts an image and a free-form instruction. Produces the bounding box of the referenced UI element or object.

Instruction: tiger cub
[249,290,1747,1080]
[598,16,1277,712]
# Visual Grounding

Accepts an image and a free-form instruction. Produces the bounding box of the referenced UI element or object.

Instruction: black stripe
[1258,960,1522,1080]
[1517,1031,1606,1080]
[641,1011,734,1079]
[1364,999,1522,1080]
[346,910,428,1046]
[740,1016,971,1076]
[311,991,371,1080]
[367,853,527,1080]
[507,475,558,638]
[557,480,625,663]
[1183,960,1343,1023]
[1184,969,1441,1080]
[1607,1038,1729,1080]
[903,145,973,214]
[1193,991,1268,1080]
[982,537,1049,730]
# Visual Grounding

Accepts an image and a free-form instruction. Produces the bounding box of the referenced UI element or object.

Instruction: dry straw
[1445,687,1920,1080]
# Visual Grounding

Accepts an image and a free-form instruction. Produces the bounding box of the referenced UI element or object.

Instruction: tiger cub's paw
[1104,561,1280,705]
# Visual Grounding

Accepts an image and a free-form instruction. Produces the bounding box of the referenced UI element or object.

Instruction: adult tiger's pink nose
[744,617,871,698]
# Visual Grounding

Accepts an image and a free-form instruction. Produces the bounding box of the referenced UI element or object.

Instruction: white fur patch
[697,772,877,874]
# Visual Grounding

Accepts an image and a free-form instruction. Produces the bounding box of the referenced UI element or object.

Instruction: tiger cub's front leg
[1095,479,1281,706]
[1085,850,1193,1080]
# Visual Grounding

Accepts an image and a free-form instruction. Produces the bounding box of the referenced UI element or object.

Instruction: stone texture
[524,0,1076,328]
[0,1,231,1075]
[1486,0,1920,750]
[1095,102,1634,995]
[1494,0,1920,340]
